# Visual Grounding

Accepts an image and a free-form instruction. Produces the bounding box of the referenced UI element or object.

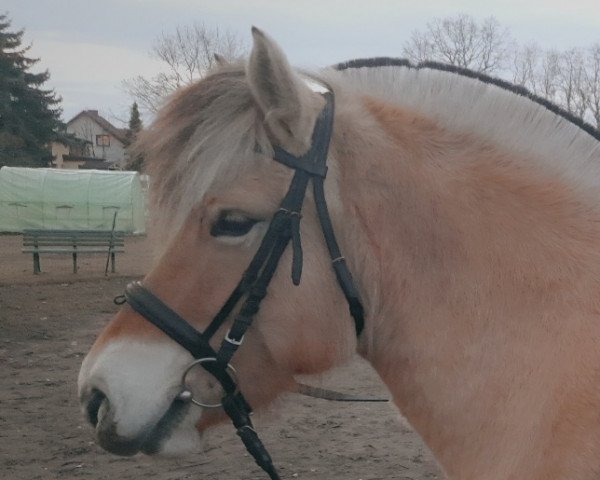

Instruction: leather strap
[117,87,365,480]
[271,92,365,335]
[122,282,238,394]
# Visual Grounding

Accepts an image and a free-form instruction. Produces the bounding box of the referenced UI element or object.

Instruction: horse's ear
[214,53,229,68]
[247,27,323,154]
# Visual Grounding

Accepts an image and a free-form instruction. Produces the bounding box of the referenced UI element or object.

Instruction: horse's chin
[140,424,205,457]
[139,407,205,457]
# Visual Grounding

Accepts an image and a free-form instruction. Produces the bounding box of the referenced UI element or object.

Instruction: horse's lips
[93,393,192,456]
[139,396,192,455]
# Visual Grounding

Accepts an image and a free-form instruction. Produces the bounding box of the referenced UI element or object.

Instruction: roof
[66,110,129,144]
[52,133,91,147]
[62,154,119,170]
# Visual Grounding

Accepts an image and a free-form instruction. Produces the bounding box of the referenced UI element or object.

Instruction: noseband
[116,89,364,479]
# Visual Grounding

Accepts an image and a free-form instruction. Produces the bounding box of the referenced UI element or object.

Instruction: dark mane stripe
[334,57,600,143]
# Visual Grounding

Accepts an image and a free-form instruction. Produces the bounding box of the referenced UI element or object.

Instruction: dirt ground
[0,234,442,479]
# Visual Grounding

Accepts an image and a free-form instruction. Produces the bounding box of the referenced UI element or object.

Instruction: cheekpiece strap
[271,90,366,336]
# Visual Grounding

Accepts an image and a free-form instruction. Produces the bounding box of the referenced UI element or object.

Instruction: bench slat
[22,239,125,242]
[24,231,124,239]
[23,230,124,234]
[21,246,125,253]
[23,240,125,246]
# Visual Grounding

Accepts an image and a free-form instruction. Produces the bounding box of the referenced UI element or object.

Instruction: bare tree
[402,14,512,74]
[535,49,562,101]
[71,120,97,157]
[583,44,600,128]
[557,48,588,118]
[511,42,541,90]
[404,14,599,132]
[511,44,600,129]
[124,23,246,114]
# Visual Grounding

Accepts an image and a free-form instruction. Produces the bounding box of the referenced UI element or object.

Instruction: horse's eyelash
[210,212,259,237]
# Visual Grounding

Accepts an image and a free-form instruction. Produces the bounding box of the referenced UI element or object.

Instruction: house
[52,110,128,169]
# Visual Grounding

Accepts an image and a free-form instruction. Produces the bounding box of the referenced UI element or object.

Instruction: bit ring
[178,357,238,408]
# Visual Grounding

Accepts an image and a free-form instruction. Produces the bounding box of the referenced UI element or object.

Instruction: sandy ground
[0,234,442,479]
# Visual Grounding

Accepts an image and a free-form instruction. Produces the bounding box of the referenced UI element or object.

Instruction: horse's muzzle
[82,386,191,456]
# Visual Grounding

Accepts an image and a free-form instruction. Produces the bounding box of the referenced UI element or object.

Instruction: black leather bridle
[116,89,365,479]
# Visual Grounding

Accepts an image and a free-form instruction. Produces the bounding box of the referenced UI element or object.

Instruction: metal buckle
[177,357,238,408]
[224,329,244,346]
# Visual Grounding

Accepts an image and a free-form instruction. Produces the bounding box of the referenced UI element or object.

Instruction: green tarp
[0,167,146,233]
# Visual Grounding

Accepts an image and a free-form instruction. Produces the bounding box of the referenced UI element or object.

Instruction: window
[96,134,110,147]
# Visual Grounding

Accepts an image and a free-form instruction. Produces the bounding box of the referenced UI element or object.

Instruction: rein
[116,89,365,479]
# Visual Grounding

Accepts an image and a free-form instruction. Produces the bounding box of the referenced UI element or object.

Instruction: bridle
[117,86,364,479]
[115,87,365,479]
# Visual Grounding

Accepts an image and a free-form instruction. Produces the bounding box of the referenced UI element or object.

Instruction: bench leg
[33,252,41,274]
[111,252,116,273]
[72,252,77,273]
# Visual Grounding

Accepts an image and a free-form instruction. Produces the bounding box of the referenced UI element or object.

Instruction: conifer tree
[0,14,64,167]
[124,102,144,171]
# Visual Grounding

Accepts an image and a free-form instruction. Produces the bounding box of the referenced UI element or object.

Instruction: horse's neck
[336,96,600,478]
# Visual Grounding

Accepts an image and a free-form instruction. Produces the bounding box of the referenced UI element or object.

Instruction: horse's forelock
[138,67,269,241]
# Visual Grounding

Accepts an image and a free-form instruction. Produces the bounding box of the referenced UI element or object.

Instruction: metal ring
[179,357,238,408]
[113,294,126,305]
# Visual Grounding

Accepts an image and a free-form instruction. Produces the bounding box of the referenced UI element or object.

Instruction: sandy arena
[0,233,441,479]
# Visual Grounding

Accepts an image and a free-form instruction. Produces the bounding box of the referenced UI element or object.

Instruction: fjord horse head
[79,28,600,480]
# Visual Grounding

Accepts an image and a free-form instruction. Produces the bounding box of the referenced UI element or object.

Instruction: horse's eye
[210,212,259,237]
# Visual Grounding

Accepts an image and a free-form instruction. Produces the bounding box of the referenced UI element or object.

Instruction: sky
[5,0,600,126]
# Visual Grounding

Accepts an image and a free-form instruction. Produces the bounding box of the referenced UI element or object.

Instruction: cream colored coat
[79,28,600,479]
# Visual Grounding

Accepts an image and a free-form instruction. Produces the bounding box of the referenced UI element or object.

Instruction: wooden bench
[22,230,125,274]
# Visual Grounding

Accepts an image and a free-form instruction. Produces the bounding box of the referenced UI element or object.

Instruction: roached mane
[138,57,600,241]
[324,58,600,196]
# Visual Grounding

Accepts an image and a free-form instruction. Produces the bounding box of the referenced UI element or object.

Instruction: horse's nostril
[86,389,106,427]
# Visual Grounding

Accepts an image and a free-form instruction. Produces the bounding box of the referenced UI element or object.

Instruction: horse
[78,28,600,479]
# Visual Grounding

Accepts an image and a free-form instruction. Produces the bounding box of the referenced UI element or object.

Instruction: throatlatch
[118,88,365,479]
